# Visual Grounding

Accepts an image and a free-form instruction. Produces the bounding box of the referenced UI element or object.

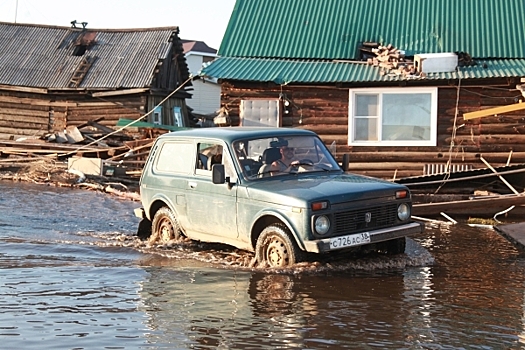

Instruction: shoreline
[0,159,141,201]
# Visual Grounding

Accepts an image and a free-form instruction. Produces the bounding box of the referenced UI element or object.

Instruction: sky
[0,0,237,50]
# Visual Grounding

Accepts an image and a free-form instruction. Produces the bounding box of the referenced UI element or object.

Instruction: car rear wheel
[150,207,182,244]
[255,224,303,267]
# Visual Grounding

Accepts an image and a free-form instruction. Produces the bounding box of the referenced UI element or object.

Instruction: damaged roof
[0,22,190,89]
[203,0,525,83]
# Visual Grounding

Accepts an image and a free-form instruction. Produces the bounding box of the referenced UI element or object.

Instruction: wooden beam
[0,84,48,94]
[463,101,525,120]
[92,88,148,97]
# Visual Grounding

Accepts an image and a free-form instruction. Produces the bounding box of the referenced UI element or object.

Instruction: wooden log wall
[0,90,145,141]
[55,96,144,131]
[0,93,51,140]
[221,81,525,179]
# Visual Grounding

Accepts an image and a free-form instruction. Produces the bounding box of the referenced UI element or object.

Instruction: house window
[173,107,183,127]
[153,106,163,125]
[348,87,437,146]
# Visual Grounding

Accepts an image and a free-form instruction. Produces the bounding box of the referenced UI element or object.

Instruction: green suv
[135,127,424,267]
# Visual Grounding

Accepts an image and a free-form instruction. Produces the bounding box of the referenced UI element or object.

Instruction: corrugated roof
[219,0,525,60]
[203,57,525,84]
[0,22,188,89]
[204,0,525,83]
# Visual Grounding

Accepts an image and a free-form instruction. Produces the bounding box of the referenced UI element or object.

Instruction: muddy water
[1,181,525,349]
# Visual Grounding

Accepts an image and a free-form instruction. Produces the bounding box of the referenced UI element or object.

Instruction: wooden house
[202,0,525,179]
[182,40,220,126]
[0,21,192,142]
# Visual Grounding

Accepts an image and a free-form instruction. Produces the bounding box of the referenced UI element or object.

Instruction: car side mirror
[212,164,226,184]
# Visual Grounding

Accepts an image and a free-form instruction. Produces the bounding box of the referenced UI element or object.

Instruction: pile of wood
[360,42,426,78]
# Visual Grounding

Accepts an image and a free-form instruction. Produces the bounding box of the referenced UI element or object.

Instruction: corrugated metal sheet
[220,0,525,60]
[0,23,181,89]
[202,57,525,84]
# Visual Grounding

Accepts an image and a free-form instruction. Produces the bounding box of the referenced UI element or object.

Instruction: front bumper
[302,221,425,253]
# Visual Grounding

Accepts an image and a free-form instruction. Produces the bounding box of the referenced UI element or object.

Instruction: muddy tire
[255,224,304,267]
[150,207,182,244]
[137,218,152,240]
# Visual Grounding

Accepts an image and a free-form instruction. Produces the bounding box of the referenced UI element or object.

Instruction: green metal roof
[204,0,525,83]
[203,57,525,84]
[219,0,525,59]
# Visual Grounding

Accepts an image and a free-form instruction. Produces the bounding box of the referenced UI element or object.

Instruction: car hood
[243,173,408,207]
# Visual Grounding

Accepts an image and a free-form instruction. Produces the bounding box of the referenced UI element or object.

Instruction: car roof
[156,127,317,143]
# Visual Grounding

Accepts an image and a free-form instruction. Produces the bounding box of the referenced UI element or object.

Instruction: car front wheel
[150,207,182,244]
[255,224,304,267]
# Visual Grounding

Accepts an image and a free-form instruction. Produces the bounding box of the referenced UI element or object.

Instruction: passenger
[208,152,222,169]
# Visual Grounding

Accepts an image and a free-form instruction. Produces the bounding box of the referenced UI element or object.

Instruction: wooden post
[342,154,350,172]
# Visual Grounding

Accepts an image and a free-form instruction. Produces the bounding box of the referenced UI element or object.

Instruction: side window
[155,141,194,174]
[196,143,223,171]
[196,142,238,182]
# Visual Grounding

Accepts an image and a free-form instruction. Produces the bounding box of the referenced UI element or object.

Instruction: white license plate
[329,232,371,250]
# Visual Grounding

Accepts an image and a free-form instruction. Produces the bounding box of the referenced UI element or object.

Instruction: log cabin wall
[221,80,525,179]
[0,89,146,141]
[53,95,145,131]
[0,91,53,140]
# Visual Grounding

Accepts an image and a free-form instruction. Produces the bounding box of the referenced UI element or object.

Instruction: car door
[185,141,239,240]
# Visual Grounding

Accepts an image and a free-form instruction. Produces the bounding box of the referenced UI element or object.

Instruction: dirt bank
[0,158,141,201]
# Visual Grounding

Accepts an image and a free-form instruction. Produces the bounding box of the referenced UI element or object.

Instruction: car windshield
[233,135,340,180]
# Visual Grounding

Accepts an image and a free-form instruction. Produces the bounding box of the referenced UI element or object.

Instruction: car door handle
[188,181,197,189]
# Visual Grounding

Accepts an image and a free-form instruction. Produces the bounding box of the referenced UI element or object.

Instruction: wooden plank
[0,107,50,118]
[495,223,525,249]
[75,101,123,107]
[0,84,48,94]
[0,126,47,136]
[0,95,74,107]
[91,88,148,97]
[413,194,525,217]
[346,162,423,171]
[463,102,525,120]
[0,120,48,129]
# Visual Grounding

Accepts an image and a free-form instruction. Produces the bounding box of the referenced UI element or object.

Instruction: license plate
[329,232,371,250]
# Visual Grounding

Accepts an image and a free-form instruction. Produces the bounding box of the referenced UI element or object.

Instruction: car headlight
[314,215,330,235]
[397,203,411,221]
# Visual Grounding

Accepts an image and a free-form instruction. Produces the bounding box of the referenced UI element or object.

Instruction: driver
[270,145,299,173]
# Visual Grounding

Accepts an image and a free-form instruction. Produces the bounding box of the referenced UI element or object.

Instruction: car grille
[333,204,398,235]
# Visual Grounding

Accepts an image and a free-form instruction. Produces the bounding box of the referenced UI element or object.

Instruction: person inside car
[270,145,299,173]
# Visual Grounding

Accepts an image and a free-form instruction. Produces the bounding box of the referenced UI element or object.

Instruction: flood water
[1,181,525,349]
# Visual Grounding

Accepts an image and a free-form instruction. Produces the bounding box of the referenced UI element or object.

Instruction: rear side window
[155,141,194,174]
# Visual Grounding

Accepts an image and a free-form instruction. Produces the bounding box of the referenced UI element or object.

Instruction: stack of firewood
[361,42,425,78]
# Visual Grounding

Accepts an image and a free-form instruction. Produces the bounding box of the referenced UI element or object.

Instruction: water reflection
[135,223,525,349]
[137,267,433,348]
[3,181,525,348]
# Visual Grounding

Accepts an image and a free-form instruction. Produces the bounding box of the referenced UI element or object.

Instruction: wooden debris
[360,42,426,78]
[0,157,141,201]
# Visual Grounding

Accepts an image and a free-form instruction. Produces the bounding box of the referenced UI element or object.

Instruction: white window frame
[173,106,183,127]
[153,106,163,125]
[348,87,438,146]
